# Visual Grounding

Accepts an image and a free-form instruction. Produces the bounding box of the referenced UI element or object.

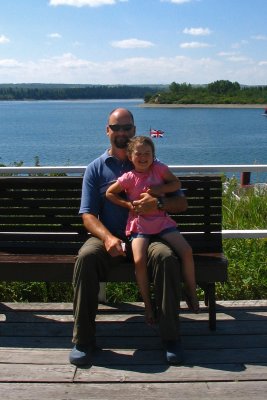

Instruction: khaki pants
[72,236,181,345]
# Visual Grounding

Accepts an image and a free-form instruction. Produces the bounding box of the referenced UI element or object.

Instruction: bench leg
[206,283,216,331]
[98,282,107,303]
[199,282,217,330]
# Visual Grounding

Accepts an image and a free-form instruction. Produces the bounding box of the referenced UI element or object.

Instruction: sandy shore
[139,103,267,109]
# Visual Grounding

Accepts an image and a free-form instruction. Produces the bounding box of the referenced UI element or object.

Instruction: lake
[0,99,266,181]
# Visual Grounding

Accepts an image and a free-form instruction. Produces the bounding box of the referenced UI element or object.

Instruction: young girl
[106,136,199,324]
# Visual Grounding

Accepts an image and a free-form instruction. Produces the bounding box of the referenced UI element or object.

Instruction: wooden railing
[1,164,267,178]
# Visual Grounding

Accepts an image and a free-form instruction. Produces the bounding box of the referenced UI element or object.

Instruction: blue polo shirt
[79,150,133,240]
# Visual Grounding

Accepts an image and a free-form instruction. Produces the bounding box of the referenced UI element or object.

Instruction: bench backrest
[0,175,223,254]
[174,175,223,253]
[0,176,85,254]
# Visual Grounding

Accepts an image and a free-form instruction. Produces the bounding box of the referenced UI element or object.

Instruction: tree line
[0,84,161,101]
[144,80,267,104]
[1,81,267,103]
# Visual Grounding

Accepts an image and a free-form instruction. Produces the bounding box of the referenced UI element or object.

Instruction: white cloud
[41,52,96,68]
[231,40,249,49]
[183,27,211,36]
[98,55,221,84]
[251,35,267,41]
[161,0,192,4]
[0,54,222,84]
[217,52,252,63]
[180,41,213,49]
[0,53,266,85]
[49,0,119,7]
[227,56,251,63]
[0,59,22,67]
[0,34,10,44]
[111,38,155,49]
[47,33,62,39]
[217,51,238,57]
[72,41,83,47]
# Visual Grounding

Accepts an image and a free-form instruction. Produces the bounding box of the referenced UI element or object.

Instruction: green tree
[208,80,240,95]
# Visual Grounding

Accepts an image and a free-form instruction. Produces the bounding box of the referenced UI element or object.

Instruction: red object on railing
[240,171,251,186]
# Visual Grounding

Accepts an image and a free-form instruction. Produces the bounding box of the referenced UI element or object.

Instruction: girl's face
[129,143,154,172]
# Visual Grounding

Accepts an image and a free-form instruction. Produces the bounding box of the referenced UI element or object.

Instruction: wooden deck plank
[1,309,267,323]
[1,299,266,311]
[0,361,266,383]
[0,347,266,366]
[0,382,267,400]
[1,320,267,336]
[74,363,267,383]
[0,364,75,383]
[1,334,267,350]
[0,300,267,400]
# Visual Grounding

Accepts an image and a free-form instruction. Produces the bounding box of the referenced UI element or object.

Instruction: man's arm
[132,191,188,215]
[161,193,187,213]
[82,213,125,257]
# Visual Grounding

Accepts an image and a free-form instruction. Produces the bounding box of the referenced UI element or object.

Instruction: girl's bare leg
[131,237,155,324]
[162,231,199,313]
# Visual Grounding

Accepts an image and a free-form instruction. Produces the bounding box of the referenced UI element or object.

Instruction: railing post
[240,171,251,186]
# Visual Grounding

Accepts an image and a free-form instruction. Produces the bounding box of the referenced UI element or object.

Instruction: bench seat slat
[0,198,80,206]
[0,216,82,224]
[0,203,79,216]
[0,226,85,233]
[0,176,83,188]
[0,253,227,283]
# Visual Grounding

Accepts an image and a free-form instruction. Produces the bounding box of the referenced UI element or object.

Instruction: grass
[222,177,267,229]
[0,177,266,302]
[217,177,267,299]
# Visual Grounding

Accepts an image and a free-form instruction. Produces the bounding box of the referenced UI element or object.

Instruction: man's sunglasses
[109,124,134,132]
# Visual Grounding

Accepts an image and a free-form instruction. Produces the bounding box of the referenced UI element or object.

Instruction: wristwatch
[157,197,164,210]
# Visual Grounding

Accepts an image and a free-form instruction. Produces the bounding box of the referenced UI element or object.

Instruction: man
[69,108,188,366]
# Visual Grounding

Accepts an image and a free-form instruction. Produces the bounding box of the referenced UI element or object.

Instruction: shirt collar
[101,149,133,168]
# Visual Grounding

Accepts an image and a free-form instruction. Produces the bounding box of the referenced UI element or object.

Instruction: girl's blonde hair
[127,136,155,158]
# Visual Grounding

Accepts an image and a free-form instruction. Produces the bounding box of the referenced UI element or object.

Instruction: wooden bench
[0,175,228,330]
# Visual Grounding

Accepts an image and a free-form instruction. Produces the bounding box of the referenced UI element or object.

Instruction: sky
[0,0,267,85]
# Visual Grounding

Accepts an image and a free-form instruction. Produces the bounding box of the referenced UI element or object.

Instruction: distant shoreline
[139,103,267,109]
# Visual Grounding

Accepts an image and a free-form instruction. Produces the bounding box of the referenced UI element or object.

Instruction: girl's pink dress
[117,160,177,236]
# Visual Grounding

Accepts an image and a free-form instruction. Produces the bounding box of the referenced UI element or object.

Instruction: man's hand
[147,186,163,197]
[132,191,188,215]
[103,235,126,257]
[82,213,126,257]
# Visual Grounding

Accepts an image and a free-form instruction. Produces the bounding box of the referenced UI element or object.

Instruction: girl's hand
[132,192,157,214]
[128,202,134,211]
